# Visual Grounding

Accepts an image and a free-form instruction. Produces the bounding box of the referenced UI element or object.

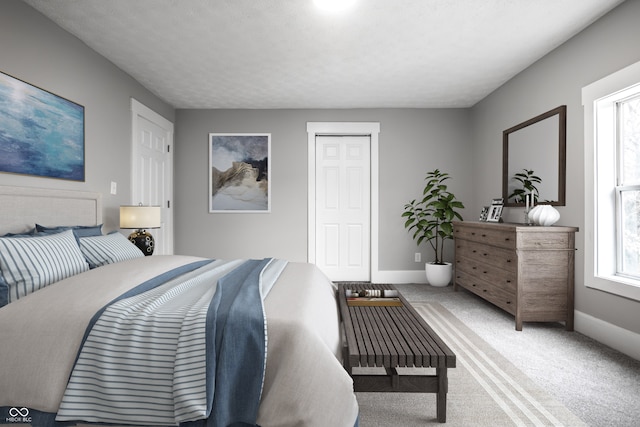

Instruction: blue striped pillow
[79,232,144,269]
[0,230,89,304]
[35,223,103,237]
[0,228,37,306]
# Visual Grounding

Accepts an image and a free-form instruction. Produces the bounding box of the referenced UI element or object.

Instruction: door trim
[307,122,380,281]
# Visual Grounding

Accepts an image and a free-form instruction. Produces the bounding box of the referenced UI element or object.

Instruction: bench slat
[394,306,443,367]
[362,306,392,366]
[400,296,457,368]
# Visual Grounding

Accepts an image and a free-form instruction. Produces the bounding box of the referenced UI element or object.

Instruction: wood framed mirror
[502,105,566,207]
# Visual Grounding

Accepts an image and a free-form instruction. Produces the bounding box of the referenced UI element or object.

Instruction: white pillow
[0,230,89,303]
[79,232,144,268]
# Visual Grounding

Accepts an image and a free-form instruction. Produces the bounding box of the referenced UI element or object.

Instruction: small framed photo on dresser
[486,205,503,222]
[479,206,490,221]
[486,198,504,222]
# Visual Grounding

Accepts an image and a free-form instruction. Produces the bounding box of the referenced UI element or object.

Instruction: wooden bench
[338,284,456,423]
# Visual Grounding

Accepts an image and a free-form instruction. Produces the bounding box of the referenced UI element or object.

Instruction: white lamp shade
[120,206,161,229]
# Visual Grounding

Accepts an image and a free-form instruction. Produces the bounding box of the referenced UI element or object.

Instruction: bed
[0,186,359,427]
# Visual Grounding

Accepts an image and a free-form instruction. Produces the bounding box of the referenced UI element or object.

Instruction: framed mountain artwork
[209,133,271,213]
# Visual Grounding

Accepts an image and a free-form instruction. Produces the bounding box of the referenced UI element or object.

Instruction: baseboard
[372,269,428,285]
[575,310,640,361]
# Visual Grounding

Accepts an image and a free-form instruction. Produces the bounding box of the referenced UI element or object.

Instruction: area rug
[355,302,587,426]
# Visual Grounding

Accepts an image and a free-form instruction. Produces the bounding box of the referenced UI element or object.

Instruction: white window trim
[583,60,640,301]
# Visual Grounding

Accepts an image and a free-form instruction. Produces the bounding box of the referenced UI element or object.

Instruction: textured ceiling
[23,0,625,109]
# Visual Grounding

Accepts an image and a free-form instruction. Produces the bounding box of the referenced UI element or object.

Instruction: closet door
[315,135,370,281]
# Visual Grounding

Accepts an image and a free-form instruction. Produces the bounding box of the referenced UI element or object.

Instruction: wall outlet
[415,252,421,262]
[110,181,117,195]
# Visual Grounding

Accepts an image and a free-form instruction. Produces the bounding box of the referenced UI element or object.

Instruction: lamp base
[128,229,155,256]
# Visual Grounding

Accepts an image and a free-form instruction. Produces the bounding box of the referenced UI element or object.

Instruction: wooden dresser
[452,221,578,331]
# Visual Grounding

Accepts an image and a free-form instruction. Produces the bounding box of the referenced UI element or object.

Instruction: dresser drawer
[483,282,517,315]
[455,238,517,273]
[455,270,516,315]
[454,225,516,250]
[517,231,575,250]
[455,254,516,293]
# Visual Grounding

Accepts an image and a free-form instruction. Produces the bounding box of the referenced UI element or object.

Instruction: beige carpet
[355,302,586,426]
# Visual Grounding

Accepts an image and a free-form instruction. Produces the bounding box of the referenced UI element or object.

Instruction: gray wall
[470,0,640,335]
[4,0,639,341]
[174,109,473,268]
[0,0,174,231]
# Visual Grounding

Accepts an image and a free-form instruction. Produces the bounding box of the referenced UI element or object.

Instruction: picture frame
[0,70,85,181]
[209,133,271,213]
[479,206,490,221]
[486,204,504,222]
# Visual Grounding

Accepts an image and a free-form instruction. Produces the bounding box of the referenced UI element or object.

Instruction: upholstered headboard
[0,186,102,235]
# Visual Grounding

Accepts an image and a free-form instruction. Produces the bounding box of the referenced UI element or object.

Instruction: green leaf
[402,169,464,263]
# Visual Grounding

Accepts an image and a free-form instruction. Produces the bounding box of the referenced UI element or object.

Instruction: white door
[315,135,370,281]
[131,99,174,255]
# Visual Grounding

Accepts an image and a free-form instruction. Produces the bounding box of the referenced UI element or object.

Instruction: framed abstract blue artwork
[209,133,271,213]
[0,71,85,181]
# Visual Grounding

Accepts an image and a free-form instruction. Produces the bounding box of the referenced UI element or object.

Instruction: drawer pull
[483,271,488,274]
[506,301,511,304]
[481,234,487,237]
[505,238,510,241]
[472,284,477,287]
[472,266,477,270]
[506,259,512,263]
[483,253,488,256]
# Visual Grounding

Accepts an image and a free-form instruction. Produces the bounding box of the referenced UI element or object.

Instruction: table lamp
[119,205,161,256]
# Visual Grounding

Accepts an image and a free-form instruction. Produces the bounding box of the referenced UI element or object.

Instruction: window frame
[615,184,640,278]
[583,60,640,301]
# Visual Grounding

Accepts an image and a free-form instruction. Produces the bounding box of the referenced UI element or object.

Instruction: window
[618,95,640,278]
[583,60,640,301]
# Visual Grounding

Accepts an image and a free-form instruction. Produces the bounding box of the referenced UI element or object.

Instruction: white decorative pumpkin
[528,205,560,226]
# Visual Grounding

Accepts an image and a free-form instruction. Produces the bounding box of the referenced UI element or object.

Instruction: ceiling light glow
[314,0,357,12]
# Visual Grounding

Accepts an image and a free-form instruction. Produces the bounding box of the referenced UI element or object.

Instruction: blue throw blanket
[54,258,285,427]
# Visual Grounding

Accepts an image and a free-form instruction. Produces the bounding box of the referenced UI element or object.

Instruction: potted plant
[402,169,464,286]
[508,168,541,204]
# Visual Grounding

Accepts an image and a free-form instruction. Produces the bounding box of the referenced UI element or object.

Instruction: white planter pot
[529,205,560,226]
[425,262,452,287]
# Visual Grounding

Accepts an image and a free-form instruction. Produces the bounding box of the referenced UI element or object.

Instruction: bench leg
[436,367,448,423]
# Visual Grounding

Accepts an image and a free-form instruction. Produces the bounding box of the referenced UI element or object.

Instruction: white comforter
[0,255,358,427]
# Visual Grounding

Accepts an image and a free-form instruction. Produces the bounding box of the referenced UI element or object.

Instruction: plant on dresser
[453,220,578,331]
